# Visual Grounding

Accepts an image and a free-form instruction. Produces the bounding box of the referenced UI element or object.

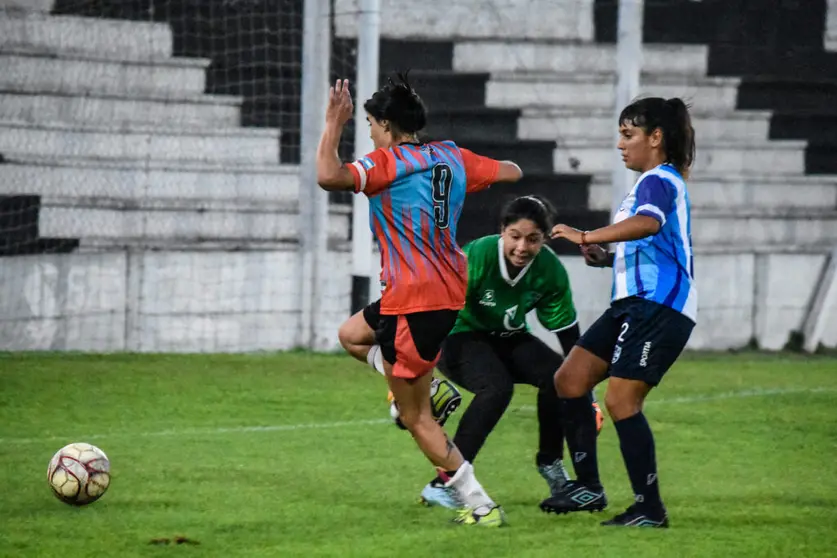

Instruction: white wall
[827,0,837,50]
[334,0,594,41]
[3,247,830,353]
[529,251,835,354]
[0,249,351,353]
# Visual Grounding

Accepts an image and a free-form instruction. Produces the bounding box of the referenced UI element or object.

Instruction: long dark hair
[500,195,556,234]
[363,71,427,136]
[619,97,696,177]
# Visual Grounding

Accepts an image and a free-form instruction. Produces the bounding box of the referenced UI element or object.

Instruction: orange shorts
[362,300,458,379]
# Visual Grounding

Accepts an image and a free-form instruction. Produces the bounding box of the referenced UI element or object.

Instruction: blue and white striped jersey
[611,164,697,322]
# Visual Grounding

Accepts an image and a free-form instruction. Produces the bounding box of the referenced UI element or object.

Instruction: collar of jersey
[497,237,535,287]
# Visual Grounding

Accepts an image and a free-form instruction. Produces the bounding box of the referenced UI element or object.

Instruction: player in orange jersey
[317,73,522,526]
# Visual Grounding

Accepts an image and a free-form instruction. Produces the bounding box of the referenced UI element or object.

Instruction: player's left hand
[326,79,354,126]
[551,224,583,245]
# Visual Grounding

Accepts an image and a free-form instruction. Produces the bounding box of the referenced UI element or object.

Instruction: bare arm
[552,215,661,246]
[495,161,523,183]
[316,79,355,192]
[584,215,660,244]
[316,121,354,191]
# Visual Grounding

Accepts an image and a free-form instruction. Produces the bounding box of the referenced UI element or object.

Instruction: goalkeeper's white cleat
[387,377,462,430]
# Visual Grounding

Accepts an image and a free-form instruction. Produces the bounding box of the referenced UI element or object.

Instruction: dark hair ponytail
[363,71,427,136]
[619,96,696,177]
[500,195,555,234]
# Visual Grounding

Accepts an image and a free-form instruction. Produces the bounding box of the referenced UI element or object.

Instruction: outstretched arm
[552,215,661,246]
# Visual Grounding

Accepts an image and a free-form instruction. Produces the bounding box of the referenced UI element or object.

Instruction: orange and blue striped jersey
[347,141,500,315]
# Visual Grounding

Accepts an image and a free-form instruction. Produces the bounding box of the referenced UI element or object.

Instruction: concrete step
[552,140,806,175]
[0,12,173,61]
[692,208,837,247]
[0,121,281,164]
[0,91,242,128]
[0,51,210,98]
[334,0,594,41]
[38,200,350,242]
[0,0,53,11]
[486,73,741,113]
[454,42,708,76]
[519,108,772,143]
[0,156,301,203]
[589,174,837,211]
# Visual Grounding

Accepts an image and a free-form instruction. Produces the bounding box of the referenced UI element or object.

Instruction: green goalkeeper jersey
[450,234,578,336]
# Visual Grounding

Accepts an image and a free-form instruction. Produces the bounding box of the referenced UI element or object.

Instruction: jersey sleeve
[535,254,579,332]
[462,237,491,291]
[459,148,501,193]
[635,175,676,226]
[346,148,397,196]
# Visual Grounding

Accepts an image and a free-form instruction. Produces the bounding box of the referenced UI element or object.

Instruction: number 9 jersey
[347,141,501,315]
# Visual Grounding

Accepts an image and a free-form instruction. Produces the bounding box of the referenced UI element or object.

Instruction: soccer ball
[47,442,111,506]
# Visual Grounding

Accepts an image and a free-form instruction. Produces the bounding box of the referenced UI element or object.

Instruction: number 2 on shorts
[618,322,629,343]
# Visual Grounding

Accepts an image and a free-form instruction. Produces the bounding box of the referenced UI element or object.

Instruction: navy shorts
[577,297,695,386]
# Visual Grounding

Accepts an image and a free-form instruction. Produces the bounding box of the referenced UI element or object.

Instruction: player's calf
[388,377,462,429]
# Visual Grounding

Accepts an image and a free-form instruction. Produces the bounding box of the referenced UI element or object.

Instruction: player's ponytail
[619,96,696,178]
[662,97,695,178]
[501,195,556,235]
[363,71,427,136]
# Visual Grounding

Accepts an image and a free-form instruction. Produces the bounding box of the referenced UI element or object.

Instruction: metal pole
[612,0,644,218]
[350,0,380,314]
[298,0,331,348]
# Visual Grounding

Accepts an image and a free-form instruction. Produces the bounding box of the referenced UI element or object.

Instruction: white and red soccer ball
[47,442,111,506]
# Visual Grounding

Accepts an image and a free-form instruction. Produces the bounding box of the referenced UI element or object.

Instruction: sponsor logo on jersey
[479,290,496,307]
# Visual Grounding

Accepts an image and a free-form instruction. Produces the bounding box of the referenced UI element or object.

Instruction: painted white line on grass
[0,419,391,445]
[2,386,834,445]
[516,386,837,413]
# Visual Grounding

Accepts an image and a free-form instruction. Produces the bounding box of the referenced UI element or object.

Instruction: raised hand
[326,79,354,127]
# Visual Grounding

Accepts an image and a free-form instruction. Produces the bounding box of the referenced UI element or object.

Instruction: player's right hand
[580,244,609,267]
[326,79,353,127]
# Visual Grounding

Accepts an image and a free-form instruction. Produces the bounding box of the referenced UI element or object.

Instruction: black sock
[614,412,663,514]
[536,385,564,466]
[562,394,600,486]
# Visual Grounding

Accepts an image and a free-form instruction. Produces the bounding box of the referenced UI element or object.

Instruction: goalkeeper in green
[418,195,603,509]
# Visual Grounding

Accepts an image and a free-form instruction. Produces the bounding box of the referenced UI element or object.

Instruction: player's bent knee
[555,346,608,398]
[337,321,353,350]
[554,366,588,399]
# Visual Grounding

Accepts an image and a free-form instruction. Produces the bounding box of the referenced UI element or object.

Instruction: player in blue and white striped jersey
[540,97,697,528]
[611,162,696,321]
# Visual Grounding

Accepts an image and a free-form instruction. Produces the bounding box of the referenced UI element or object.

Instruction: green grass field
[1,351,836,557]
